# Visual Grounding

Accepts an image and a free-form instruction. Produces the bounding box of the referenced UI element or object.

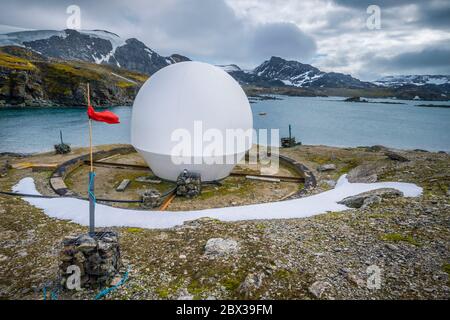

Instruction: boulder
[338,188,403,208]
[385,150,409,162]
[366,145,387,152]
[322,179,336,188]
[317,164,336,172]
[347,164,379,183]
[204,238,239,257]
[238,273,265,298]
[345,96,368,103]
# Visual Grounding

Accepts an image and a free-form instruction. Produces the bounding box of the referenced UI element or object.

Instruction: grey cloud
[0,0,317,67]
[249,22,317,63]
[365,46,450,76]
[334,0,450,29]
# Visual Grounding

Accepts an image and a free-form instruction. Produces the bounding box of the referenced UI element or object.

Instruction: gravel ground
[0,145,448,300]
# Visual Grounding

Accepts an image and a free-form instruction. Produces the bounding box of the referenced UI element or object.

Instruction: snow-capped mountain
[0,29,187,75]
[253,56,323,87]
[222,56,375,89]
[374,75,450,87]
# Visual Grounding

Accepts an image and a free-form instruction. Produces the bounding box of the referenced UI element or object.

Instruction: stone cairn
[59,231,122,289]
[54,130,71,154]
[176,169,201,198]
[0,160,11,177]
[141,189,163,208]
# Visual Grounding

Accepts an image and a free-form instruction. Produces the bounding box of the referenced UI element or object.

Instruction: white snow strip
[111,72,137,84]
[13,175,422,230]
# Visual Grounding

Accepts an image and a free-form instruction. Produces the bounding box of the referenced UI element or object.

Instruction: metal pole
[289,124,292,141]
[87,83,95,236]
[60,130,63,145]
[89,171,95,235]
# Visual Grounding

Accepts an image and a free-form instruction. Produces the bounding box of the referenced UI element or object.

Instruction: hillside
[0,46,148,107]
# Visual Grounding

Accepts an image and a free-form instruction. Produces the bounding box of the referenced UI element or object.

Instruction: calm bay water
[0,96,449,153]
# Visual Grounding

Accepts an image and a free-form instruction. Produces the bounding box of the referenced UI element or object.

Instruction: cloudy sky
[1,0,449,80]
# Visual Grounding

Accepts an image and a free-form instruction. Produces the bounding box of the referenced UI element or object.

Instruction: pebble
[309,281,331,298]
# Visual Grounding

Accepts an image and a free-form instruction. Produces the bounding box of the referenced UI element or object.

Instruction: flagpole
[87,83,95,236]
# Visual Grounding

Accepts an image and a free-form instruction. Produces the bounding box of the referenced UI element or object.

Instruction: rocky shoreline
[0,145,449,300]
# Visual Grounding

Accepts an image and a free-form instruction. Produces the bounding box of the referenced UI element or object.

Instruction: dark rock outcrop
[0,46,147,107]
[113,38,169,75]
[338,188,403,208]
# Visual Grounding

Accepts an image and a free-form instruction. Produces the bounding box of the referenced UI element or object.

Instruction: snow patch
[0,30,67,46]
[217,65,241,73]
[12,175,422,229]
[374,75,450,87]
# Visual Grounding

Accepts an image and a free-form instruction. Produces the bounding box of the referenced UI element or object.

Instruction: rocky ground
[0,145,449,300]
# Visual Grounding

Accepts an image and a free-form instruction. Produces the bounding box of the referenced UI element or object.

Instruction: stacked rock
[59,232,122,289]
[141,189,162,208]
[176,169,201,198]
[0,160,11,177]
[54,143,71,154]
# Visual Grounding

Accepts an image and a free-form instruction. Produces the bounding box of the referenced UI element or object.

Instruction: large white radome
[131,61,253,181]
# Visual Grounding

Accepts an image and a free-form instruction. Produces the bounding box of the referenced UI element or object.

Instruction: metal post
[60,130,63,145]
[289,124,292,141]
[89,171,95,236]
[87,83,95,236]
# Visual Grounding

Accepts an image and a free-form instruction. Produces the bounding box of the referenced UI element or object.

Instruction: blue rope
[51,288,59,300]
[42,286,59,300]
[88,171,96,203]
[94,267,130,300]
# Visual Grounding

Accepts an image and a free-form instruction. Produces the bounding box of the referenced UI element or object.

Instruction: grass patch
[125,227,143,233]
[222,277,241,292]
[187,279,209,299]
[274,269,291,279]
[442,263,450,275]
[155,287,170,299]
[116,81,135,88]
[0,52,35,70]
[338,158,361,175]
[380,233,421,246]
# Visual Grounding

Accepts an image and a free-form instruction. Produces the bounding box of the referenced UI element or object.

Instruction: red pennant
[87,105,120,124]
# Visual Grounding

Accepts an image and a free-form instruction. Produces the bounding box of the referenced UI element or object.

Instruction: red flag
[87,105,120,124]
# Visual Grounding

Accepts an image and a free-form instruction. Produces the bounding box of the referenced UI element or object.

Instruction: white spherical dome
[131,61,253,182]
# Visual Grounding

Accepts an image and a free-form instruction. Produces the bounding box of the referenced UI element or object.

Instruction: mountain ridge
[0,29,449,103]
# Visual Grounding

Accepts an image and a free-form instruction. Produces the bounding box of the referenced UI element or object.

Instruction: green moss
[380,233,421,246]
[187,279,209,299]
[155,287,169,298]
[195,178,254,201]
[222,277,241,292]
[321,211,344,220]
[442,264,450,275]
[367,212,391,219]
[308,155,331,165]
[274,269,291,279]
[0,52,35,70]
[116,81,135,88]
[50,63,100,80]
[338,158,361,174]
[125,227,143,233]
[442,264,450,286]
[256,223,266,230]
